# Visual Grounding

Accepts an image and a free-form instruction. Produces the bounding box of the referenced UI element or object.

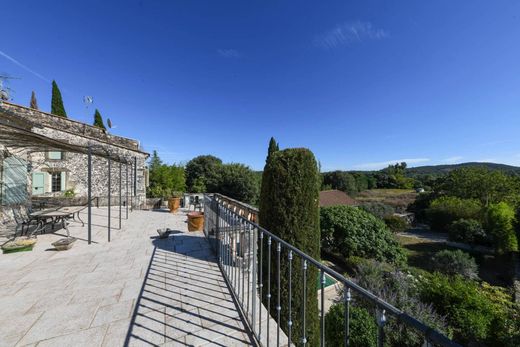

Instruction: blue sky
[2,1,520,171]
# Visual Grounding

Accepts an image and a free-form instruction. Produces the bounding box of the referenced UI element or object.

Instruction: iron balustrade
[203,194,460,347]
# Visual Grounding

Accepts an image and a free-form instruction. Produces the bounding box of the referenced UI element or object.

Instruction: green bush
[383,215,409,233]
[259,147,321,346]
[218,163,259,204]
[448,218,488,245]
[431,249,479,279]
[485,202,519,254]
[359,202,395,219]
[320,205,406,265]
[354,260,450,346]
[63,189,75,198]
[427,196,482,230]
[147,151,186,198]
[185,155,223,193]
[419,273,504,345]
[325,304,377,347]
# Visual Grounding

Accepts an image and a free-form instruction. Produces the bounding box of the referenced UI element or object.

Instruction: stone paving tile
[90,299,134,327]
[16,301,99,345]
[100,318,131,347]
[35,325,107,347]
[0,208,257,346]
[0,312,42,346]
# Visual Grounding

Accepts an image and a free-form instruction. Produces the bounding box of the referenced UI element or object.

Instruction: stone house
[0,101,149,213]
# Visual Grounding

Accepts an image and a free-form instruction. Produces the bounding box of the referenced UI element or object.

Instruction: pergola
[0,104,139,244]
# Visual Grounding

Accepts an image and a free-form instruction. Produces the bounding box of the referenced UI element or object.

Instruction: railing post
[267,236,272,347]
[377,308,386,347]
[302,259,307,346]
[321,270,326,347]
[251,224,257,330]
[277,241,281,347]
[288,250,293,346]
[259,231,264,339]
[344,287,351,347]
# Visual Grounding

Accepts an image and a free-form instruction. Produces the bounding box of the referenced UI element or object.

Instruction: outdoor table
[29,206,85,237]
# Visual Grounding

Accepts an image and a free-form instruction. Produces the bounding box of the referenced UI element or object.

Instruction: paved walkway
[0,208,254,347]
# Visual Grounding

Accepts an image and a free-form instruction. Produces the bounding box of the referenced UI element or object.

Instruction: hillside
[405,162,520,176]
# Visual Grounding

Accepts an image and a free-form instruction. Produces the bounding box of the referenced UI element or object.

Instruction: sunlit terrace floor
[0,207,255,346]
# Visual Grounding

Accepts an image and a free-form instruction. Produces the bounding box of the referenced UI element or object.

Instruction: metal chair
[12,206,41,236]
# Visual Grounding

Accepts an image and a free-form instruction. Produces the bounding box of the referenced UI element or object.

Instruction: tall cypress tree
[259,147,321,346]
[266,137,279,163]
[30,91,38,109]
[51,80,67,117]
[93,109,106,130]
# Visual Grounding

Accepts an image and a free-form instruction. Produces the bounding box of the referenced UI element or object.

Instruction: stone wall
[0,102,149,220]
[0,102,139,150]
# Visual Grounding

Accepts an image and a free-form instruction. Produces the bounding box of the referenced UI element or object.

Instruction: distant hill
[406,162,520,176]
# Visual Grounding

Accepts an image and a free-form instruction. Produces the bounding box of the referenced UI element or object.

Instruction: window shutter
[61,172,66,191]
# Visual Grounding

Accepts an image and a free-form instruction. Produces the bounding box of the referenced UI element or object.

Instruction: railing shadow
[124,231,255,346]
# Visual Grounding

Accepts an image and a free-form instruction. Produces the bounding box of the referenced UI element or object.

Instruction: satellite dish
[107,118,112,128]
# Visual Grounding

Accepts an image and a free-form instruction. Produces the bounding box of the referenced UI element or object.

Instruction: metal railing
[203,194,460,347]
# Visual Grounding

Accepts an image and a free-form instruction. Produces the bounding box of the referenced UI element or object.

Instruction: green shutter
[48,151,62,160]
[60,172,66,191]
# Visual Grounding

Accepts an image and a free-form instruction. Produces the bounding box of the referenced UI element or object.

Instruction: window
[51,172,62,192]
[48,151,63,160]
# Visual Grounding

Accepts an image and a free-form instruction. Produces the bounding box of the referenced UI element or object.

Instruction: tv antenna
[83,95,93,108]
[0,74,20,101]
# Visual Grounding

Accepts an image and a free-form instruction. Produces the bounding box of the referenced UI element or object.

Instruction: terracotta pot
[187,211,204,232]
[168,197,181,213]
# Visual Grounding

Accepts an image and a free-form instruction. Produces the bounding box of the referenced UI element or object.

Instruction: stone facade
[0,102,149,212]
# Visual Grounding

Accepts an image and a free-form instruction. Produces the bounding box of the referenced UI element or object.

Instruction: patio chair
[194,196,203,212]
[12,206,41,236]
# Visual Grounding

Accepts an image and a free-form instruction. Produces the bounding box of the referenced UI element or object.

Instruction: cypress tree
[30,91,38,109]
[51,80,67,117]
[266,137,279,163]
[259,147,321,346]
[93,109,106,130]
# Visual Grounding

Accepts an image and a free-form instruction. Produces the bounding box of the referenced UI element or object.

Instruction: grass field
[397,235,511,287]
[356,189,417,211]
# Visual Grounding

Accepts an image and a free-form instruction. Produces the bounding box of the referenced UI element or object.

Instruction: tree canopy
[93,109,106,130]
[51,80,67,117]
[30,91,38,110]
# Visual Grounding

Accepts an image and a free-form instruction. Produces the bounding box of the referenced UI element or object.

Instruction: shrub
[185,155,222,193]
[419,272,520,346]
[320,205,406,265]
[485,202,519,254]
[354,260,450,346]
[427,196,482,230]
[325,304,377,347]
[259,148,321,346]
[63,189,75,198]
[448,218,488,245]
[359,202,395,219]
[218,163,259,204]
[430,249,479,279]
[383,215,409,233]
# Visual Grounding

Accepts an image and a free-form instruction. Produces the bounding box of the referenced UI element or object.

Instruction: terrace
[0,196,462,347]
[0,104,458,346]
[0,207,258,346]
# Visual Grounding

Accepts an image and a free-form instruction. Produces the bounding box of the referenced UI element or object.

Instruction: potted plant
[1,237,37,254]
[51,237,76,251]
[168,192,182,213]
[187,211,204,232]
[157,228,171,239]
